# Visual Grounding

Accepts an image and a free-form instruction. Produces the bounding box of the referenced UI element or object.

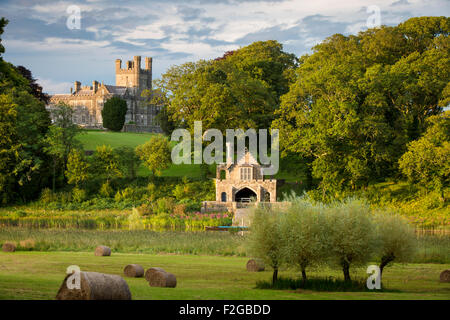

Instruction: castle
[48,56,161,132]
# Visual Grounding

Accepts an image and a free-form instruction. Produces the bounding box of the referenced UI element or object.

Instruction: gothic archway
[235,187,257,203]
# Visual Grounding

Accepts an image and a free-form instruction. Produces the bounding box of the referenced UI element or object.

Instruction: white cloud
[38,78,72,95]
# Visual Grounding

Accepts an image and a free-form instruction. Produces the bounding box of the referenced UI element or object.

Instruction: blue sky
[2,0,449,94]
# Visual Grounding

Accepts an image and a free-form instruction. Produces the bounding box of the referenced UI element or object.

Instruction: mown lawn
[76,130,206,178]
[76,130,156,150]
[0,251,448,300]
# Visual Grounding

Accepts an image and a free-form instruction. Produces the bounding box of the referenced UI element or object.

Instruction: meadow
[0,251,448,300]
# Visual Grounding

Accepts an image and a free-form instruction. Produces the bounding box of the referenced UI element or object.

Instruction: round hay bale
[246,259,265,272]
[440,270,450,282]
[124,264,144,278]
[145,267,176,288]
[94,245,111,256]
[56,271,131,300]
[2,242,16,252]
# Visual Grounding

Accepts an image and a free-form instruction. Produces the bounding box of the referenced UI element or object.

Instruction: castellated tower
[115,56,152,90]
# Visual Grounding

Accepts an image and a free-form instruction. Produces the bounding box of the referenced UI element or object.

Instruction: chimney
[74,81,81,92]
[115,59,122,71]
[92,80,98,93]
[145,57,153,71]
[133,56,141,71]
[70,87,73,94]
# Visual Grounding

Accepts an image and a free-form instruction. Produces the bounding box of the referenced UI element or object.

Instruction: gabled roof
[104,85,127,95]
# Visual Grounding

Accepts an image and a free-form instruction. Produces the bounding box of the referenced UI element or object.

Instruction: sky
[1,0,449,94]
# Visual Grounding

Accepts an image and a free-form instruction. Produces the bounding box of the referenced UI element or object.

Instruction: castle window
[240,167,252,181]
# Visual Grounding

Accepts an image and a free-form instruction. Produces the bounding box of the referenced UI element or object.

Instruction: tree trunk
[272,267,278,286]
[301,266,307,285]
[379,254,394,278]
[342,261,351,282]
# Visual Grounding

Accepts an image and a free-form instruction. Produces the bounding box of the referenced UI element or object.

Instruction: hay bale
[56,271,131,300]
[440,270,450,282]
[94,245,111,256]
[145,267,176,288]
[2,242,16,252]
[124,264,144,278]
[246,259,265,272]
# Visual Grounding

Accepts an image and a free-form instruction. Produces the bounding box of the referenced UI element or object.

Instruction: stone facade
[48,56,161,132]
[215,149,277,204]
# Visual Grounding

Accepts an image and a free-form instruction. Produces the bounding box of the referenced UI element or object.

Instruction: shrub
[99,181,114,198]
[155,197,176,214]
[101,96,128,131]
[40,188,55,204]
[173,203,186,216]
[72,187,87,203]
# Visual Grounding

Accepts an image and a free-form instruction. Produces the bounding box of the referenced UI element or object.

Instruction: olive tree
[326,199,377,282]
[279,198,328,284]
[374,213,417,277]
[247,206,284,285]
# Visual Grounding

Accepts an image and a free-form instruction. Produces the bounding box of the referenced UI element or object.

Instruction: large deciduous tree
[273,16,449,199]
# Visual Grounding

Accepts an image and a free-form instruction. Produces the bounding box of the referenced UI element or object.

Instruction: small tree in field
[374,213,416,277]
[247,206,284,285]
[326,199,376,282]
[101,96,128,131]
[92,145,122,182]
[280,198,328,284]
[65,149,89,187]
[136,135,171,176]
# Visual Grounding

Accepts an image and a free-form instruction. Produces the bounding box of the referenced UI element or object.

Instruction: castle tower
[115,56,152,90]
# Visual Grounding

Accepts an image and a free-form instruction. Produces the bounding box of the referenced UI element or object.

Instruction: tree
[279,197,328,284]
[91,145,122,182]
[65,149,89,187]
[272,16,449,199]
[374,213,416,278]
[155,40,297,133]
[399,112,450,200]
[0,18,52,203]
[136,135,171,176]
[101,96,128,131]
[326,199,376,282]
[115,146,141,179]
[247,206,284,285]
[44,103,82,190]
[15,65,50,104]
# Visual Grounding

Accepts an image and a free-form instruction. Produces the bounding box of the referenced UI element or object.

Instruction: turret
[74,81,81,92]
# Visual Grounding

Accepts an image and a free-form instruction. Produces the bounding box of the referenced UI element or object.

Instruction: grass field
[76,130,156,150]
[0,251,449,300]
[76,130,206,178]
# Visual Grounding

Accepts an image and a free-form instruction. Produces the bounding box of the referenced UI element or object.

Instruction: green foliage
[325,199,376,281]
[71,187,87,203]
[399,112,450,197]
[374,213,417,275]
[157,40,297,132]
[136,134,171,176]
[114,145,141,179]
[101,96,128,131]
[65,149,89,187]
[91,145,122,181]
[99,181,114,198]
[273,16,450,199]
[279,197,328,282]
[247,206,284,284]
